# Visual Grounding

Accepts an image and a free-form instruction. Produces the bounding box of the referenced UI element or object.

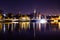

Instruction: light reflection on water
[0,22,60,32]
[0,22,60,39]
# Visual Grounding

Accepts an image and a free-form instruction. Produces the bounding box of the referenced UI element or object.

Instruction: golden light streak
[19,22,30,30]
[0,14,2,19]
[58,16,60,19]
[50,18,58,23]
[58,22,60,30]
[0,23,2,31]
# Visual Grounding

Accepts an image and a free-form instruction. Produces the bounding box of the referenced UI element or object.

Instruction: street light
[3,14,6,19]
[3,14,6,17]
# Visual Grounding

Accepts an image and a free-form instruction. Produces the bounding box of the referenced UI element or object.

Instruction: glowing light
[38,19,47,24]
[22,17,25,20]
[12,19,19,22]
[58,22,60,30]
[3,24,5,32]
[54,20,58,22]
[0,23,2,30]
[50,17,58,23]
[0,14,2,19]
[3,14,6,17]
[12,22,18,23]
[19,22,30,30]
[51,22,55,23]
[59,16,60,19]
[20,16,30,21]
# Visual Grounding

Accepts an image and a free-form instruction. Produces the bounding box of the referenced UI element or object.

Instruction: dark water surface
[0,22,60,40]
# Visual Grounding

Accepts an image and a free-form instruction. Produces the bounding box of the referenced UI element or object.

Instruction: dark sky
[0,0,60,15]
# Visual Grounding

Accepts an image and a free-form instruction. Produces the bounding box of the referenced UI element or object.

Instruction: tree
[7,13,14,18]
[0,10,3,13]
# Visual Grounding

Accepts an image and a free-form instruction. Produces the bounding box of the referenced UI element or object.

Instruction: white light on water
[38,19,47,24]
[4,26,5,32]
[3,24,5,32]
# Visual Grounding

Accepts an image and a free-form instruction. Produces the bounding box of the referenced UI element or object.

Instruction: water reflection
[58,22,60,30]
[0,23,2,31]
[19,22,30,30]
[0,22,60,32]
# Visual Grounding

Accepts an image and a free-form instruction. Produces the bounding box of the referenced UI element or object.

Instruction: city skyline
[0,0,60,15]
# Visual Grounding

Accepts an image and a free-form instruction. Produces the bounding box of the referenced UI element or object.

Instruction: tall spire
[34,9,36,14]
[18,11,21,16]
[19,11,21,14]
[33,9,36,19]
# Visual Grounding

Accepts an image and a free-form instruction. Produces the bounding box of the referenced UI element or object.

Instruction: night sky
[0,0,60,15]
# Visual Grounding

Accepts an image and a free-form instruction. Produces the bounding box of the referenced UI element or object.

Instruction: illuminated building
[0,10,3,20]
[0,14,3,20]
[19,15,30,21]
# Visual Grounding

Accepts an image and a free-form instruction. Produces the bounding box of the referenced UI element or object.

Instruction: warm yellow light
[0,14,2,19]
[0,23,2,31]
[51,20,58,24]
[54,20,58,22]
[50,18,54,20]
[58,22,60,30]
[22,17,26,20]
[51,22,55,23]
[50,18,58,20]
[59,16,60,19]
[19,22,30,30]
[50,17,58,23]
[19,16,30,21]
